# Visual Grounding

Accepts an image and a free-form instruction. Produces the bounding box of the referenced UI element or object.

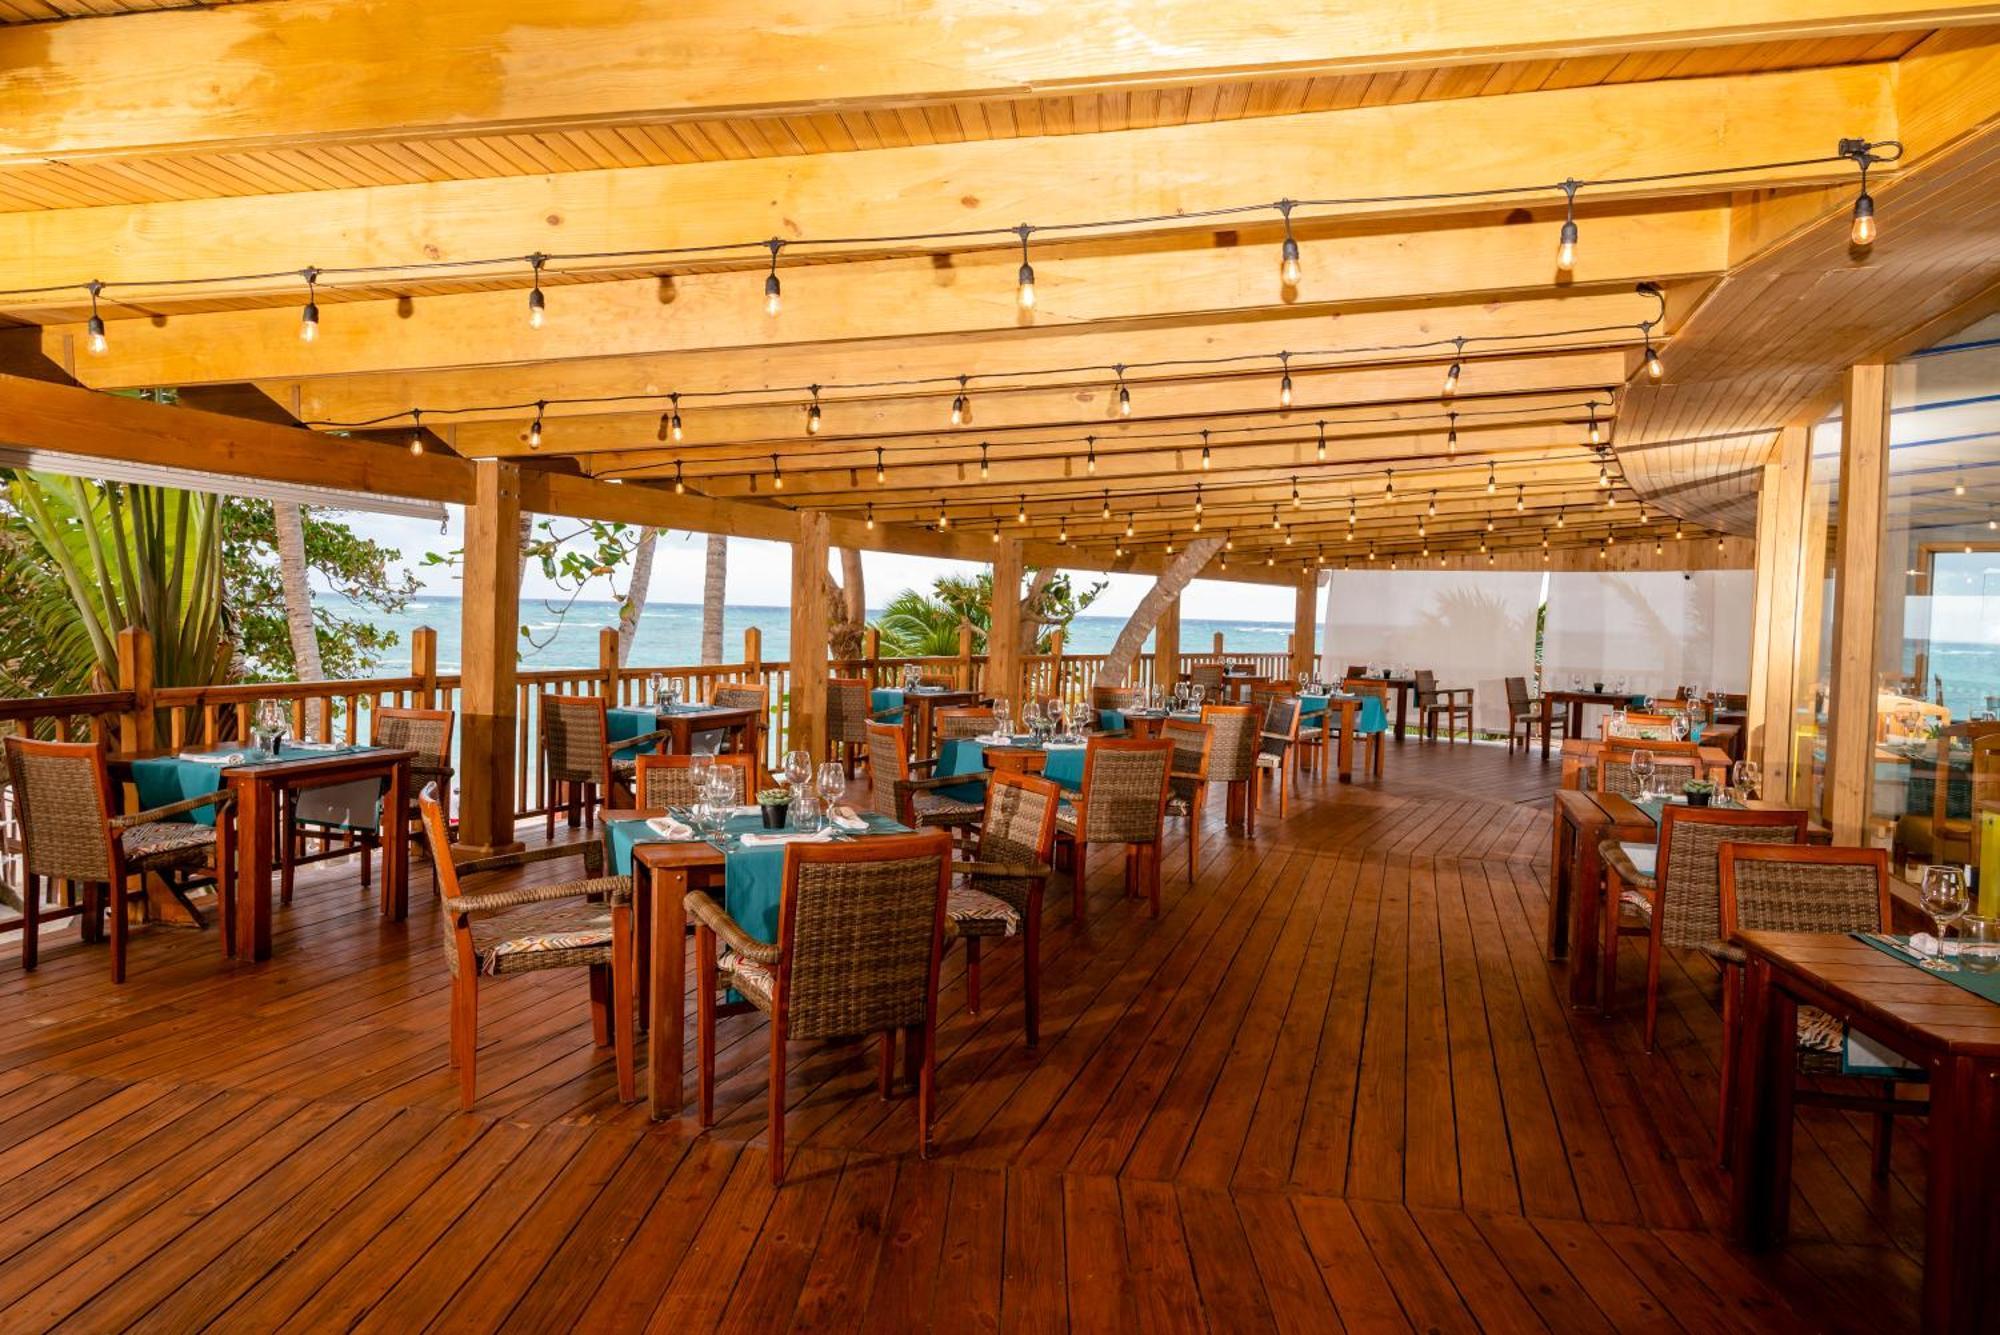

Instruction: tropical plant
[874,568,1104,658]
[221,499,419,681]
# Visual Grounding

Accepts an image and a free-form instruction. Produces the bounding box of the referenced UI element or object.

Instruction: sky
[352,506,1298,621]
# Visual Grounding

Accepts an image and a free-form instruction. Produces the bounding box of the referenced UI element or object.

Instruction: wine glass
[1021,701,1043,741]
[1049,700,1069,741]
[816,761,848,809]
[1731,760,1761,804]
[1920,865,1971,971]
[689,750,714,794]
[783,749,812,792]
[1629,752,1657,802]
[1669,714,1689,742]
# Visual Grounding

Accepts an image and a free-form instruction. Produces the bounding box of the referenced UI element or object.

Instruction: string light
[1272,505,1283,530]
[1486,513,1495,533]
[771,453,784,489]
[1486,462,1497,495]
[1018,496,1028,524]
[1101,490,1112,520]
[407,408,424,456]
[1675,520,1684,540]
[950,375,969,427]
[1291,476,1301,509]
[528,400,545,449]
[663,392,684,443]
[875,447,886,483]
[979,442,990,479]
[1115,365,1132,417]
[1427,491,1437,517]
[1446,411,1458,454]
[1058,521,1067,544]
[1541,529,1549,549]
[1598,454,1609,487]
[938,505,948,529]
[1201,429,1211,470]
[1587,402,1602,446]
[673,461,685,494]
[1015,224,1036,311]
[1840,138,1892,247]
[1278,351,1294,409]
[1556,506,1566,528]
[298,267,320,343]
[805,385,822,435]
[527,254,547,329]
[1641,331,1664,381]
[866,504,875,531]
[1717,535,1726,553]
[1955,472,1967,497]
[1384,470,1395,499]
[1443,338,1464,397]
[1278,199,1301,288]
[763,239,784,317]
[1516,484,1525,513]
[85,281,107,355]
[992,522,1001,545]
[1086,436,1097,475]
[1556,179,1579,272]
[1125,514,1135,538]
[1316,420,1328,462]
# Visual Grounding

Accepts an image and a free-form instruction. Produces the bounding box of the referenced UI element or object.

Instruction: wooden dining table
[1730,931,2000,1331]
[1539,687,1644,757]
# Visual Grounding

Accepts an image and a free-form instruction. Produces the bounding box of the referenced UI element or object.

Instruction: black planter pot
[759,802,790,829]
[1685,791,1712,808]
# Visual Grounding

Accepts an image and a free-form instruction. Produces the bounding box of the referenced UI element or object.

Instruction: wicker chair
[688,830,952,1184]
[284,705,456,898]
[1253,695,1303,819]
[1505,676,1562,754]
[1160,719,1213,885]
[631,752,754,808]
[1189,663,1226,698]
[863,720,985,835]
[1902,724,2000,871]
[1595,739,1706,800]
[947,771,1060,1044]
[1337,679,1390,779]
[418,785,632,1107]
[1090,685,1141,732]
[1056,738,1173,920]
[934,706,998,747]
[708,683,768,769]
[540,694,669,837]
[1414,669,1473,744]
[827,676,872,777]
[1201,703,1260,834]
[1597,805,1807,1048]
[4,737,234,982]
[1603,711,1678,739]
[1714,844,1922,1178]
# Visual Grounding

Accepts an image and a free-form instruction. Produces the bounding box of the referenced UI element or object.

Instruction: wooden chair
[1714,844,1923,1178]
[1160,719,1213,885]
[1189,663,1226,698]
[710,682,768,769]
[933,706,998,748]
[1594,738,1706,798]
[540,693,668,837]
[1253,695,1303,818]
[1056,737,1173,920]
[863,720,985,835]
[688,830,952,1184]
[419,785,633,1108]
[1344,664,1368,678]
[946,771,1060,1043]
[1909,724,2000,871]
[4,736,234,982]
[1505,675,1564,754]
[1200,703,1260,833]
[1089,685,1141,732]
[631,752,754,808]
[1603,711,1677,739]
[1337,678,1390,779]
[1597,805,1807,1048]
[284,704,456,899]
[1414,669,1473,744]
[826,676,873,778]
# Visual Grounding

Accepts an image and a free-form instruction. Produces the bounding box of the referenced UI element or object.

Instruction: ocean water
[333,595,1296,673]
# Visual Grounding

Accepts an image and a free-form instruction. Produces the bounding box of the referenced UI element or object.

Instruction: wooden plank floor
[0,742,1927,1331]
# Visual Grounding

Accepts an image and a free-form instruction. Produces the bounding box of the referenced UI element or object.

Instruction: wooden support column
[409,626,438,708]
[987,538,1024,707]
[1156,595,1182,689]
[788,511,830,761]
[1827,364,1892,845]
[458,460,523,855]
[1292,575,1320,678]
[1747,425,1811,799]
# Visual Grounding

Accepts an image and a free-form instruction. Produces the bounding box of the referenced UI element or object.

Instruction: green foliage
[872,568,1104,657]
[424,517,649,655]
[222,500,420,681]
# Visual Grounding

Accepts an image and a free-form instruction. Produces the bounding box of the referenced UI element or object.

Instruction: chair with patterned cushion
[1415,669,1474,744]
[947,772,1059,1044]
[1595,738,1706,801]
[827,676,872,778]
[864,720,984,835]
[631,752,754,809]
[1598,805,1807,1048]
[1253,695,1303,819]
[1201,703,1260,834]
[1055,738,1173,920]
[1714,844,1923,1177]
[1603,711,1677,739]
[4,737,234,983]
[540,693,667,838]
[419,784,633,1108]
[1159,719,1213,885]
[688,830,952,1184]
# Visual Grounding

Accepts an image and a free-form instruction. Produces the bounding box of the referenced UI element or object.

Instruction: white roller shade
[1319,570,1544,731]
[1543,571,1754,699]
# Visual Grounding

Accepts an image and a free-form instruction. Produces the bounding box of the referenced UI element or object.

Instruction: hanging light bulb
[1195,484,1204,515]
[1086,436,1097,475]
[950,376,968,427]
[407,408,425,456]
[993,523,1002,545]
[771,453,784,490]
[1541,529,1549,549]
[527,254,547,329]
[1717,535,1726,554]
[1955,472,1967,497]
[1278,351,1294,409]
[1291,476,1301,509]
[1058,521,1067,544]
[1605,491,1616,509]
[805,386,822,436]
[528,400,545,449]
[1285,526,1295,546]
[1556,179,1579,272]
[1486,514,1494,533]
[1125,513,1135,539]
[1446,411,1458,455]
[1486,462,1497,495]
[85,280,107,355]
[298,267,320,343]
[1266,554,1276,567]
[1384,469,1395,499]
[1850,187,1877,246]
[875,448,886,484]
[670,393,684,443]
[1225,536,1234,550]
[1201,430,1211,470]
[1272,506,1282,531]
[763,239,784,317]
[1557,507,1566,528]
[938,506,949,530]
[1655,539,1664,555]
[1598,455,1609,488]
[1278,199,1301,288]
[1018,496,1028,524]
[1587,403,1602,446]
[1014,224,1037,311]
[1316,421,1328,462]
[1516,484,1525,513]
[1642,335,1664,381]
[1427,491,1437,517]
[1114,364,1132,418]
[673,461,685,494]
[1101,490,1112,520]
[866,504,876,531]
[1443,339,1465,397]
[1675,520,1684,540]
[979,442,990,479]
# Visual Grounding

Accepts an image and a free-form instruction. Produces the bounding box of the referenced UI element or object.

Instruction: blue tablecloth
[871,688,904,724]
[608,703,739,760]
[1299,695,1330,718]
[934,738,992,802]
[949,735,1086,791]
[1633,794,1742,824]
[1098,708,1125,732]
[1321,694,1388,735]
[129,743,375,827]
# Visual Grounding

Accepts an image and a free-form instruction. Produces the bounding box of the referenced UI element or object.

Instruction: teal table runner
[1299,695,1330,718]
[1098,708,1124,731]
[933,738,992,802]
[1323,694,1387,734]
[1633,795,1743,824]
[130,743,375,827]
[1853,932,2000,1003]
[871,688,905,724]
[948,736,1085,791]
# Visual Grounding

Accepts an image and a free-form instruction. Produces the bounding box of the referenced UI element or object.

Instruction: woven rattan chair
[1505,676,1563,754]
[1415,669,1473,744]
[419,784,633,1108]
[1598,805,1807,1048]
[1910,725,2000,870]
[1714,844,1922,1177]
[688,830,952,1184]
[4,737,234,982]
[1056,737,1173,920]
[710,683,768,763]
[864,720,985,835]
[1337,679,1390,780]
[631,752,754,808]
[284,705,457,898]
[1160,719,1213,884]
[1595,738,1706,800]
[827,676,872,777]
[1201,703,1260,834]
[934,706,997,747]
[1253,695,1303,819]
[947,771,1060,1044]
[1603,711,1678,739]
[1189,663,1226,698]
[539,693,669,838]
[1090,685,1141,732]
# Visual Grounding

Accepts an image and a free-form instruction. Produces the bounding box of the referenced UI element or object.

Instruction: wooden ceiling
[2,0,1998,580]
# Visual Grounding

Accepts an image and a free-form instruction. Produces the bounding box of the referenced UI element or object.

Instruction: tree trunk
[700,533,727,664]
[829,547,867,659]
[617,526,659,663]
[1017,567,1054,652]
[840,548,865,626]
[1094,538,1224,686]
[272,502,325,731]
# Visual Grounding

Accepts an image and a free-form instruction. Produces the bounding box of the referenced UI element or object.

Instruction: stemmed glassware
[1629,751,1657,802]
[1730,760,1761,804]
[255,700,289,755]
[648,672,666,706]
[783,749,812,793]
[1669,714,1690,742]
[816,761,848,812]
[993,701,1013,738]
[689,750,714,795]
[1048,700,1070,742]
[1021,701,1043,741]
[1920,865,1971,971]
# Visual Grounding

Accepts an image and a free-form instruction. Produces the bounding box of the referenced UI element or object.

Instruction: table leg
[670,718,691,756]
[1540,695,1553,759]
[1393,684,1409,742]
[1545,800,1571,960]
[1568,821,1604,1008]
[235,776,274,961]
[1729,957,1797,1249]
[1922,1054,2000,1331]
[1336,704,1355,784]
[1568,700,1584,743]
[647,862,690,1120]
[382,759,409,920]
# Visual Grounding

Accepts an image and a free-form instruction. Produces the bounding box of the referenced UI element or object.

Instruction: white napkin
[830,806,867,832]
[287,740,342,752]
[179,751,244,765]
[739,829,836,847]
[980,732,1013,744]
[1045,740,1087,751]
[730,804,759,816]
[1907,932,1960,957]
[646,814,695,841]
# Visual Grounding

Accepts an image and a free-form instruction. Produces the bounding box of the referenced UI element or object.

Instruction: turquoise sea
[335,595,1296,673]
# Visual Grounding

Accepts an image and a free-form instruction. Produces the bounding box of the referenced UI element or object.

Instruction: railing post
[410,626,438,708]
[744,626,762,673]
[1156,594,1181,689]
[599,626,621,704]
[1213,631,1225,655]
[862,626,880,687]
[986,538,1022,706]
[115,625,155,755]
[1292,573,1319,678]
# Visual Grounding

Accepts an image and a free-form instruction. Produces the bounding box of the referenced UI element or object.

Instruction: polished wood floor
[0,742,1926,1331]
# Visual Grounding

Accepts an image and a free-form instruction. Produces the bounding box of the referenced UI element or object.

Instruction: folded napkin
[729,804,759,816]
[179,751,245,765]
[1907,932,1960,957]
[1044,741,1088,751]
[287,740,343,753]
[646,814,695,841]
[979,732,1013,744]
[739,828,836,847]
[829,806,868,832]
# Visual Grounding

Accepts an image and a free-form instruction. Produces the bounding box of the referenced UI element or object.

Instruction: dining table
[871,686,979,761]
[1729,930,2000,1331]
[610,805,914,1119]
[1347,672,1418,742]
[1538,687,1650,757]
[608,701,760,765]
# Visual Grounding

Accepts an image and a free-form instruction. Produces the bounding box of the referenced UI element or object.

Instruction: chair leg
[879,1028,897,1098]
[965,937,983,1014]
[612,906,636,1103]
[904,1020,922,1090]
[545,774,557,840]
[109,878,128,983]
[1642,915,1667,1053]
[1278,763,1291,819]
[457,977,479,1109]
[1071,839,1088,922]
[1600,870,1624,1017]
[20,873,36,971]
[697,926,718,1126]
[1023,907,1042,1049]
[1871,1081,1896,1182]
[1716,965,1738,1168]
[1186,790,1200,885]
[768,1025,788,1187]
[1147,842,1161,919]
[279,795,296,907]
[916,1021,936,1160]
[360,839,373,889]
[448,975,464,1069]
[589,963,610,1047]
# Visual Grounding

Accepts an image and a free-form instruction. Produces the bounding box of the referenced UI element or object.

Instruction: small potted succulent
[757,786,792,829]
[1682,778,1718,808]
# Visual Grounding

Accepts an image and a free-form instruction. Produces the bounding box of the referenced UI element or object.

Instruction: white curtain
[1542,571,1754,699]
[1319,570,1544,731]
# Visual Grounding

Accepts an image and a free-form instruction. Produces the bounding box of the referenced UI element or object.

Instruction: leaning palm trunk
[1094,538,1224,686]
[8,473,231,689]
[617,526,659,663]
[700,533,727,664]
[272,501,325,729]
[830,547,866,659]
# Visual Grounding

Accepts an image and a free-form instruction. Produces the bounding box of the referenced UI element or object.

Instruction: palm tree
[875,588,974,657]
[617,526,660,663]
[700,533,727,663]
